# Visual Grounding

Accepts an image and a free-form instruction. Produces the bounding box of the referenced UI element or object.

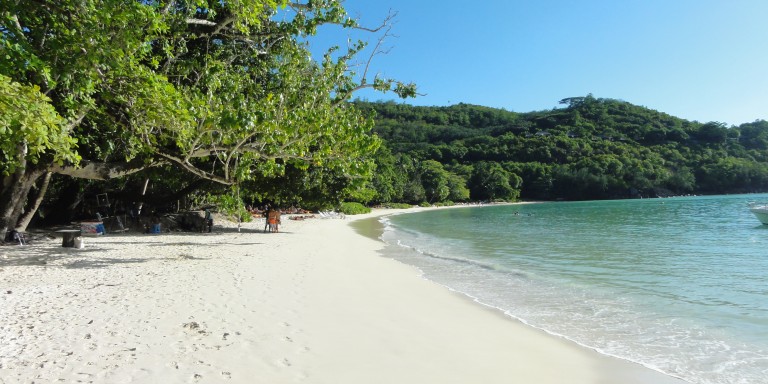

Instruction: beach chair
[319,211,345,219]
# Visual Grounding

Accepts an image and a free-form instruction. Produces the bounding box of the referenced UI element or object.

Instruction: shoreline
[348,206,690,384]
[0,206,686,383]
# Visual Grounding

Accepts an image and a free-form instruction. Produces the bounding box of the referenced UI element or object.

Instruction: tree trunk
[0,176,18,237]
[8,174,37,229]
[15,172,52,231]
[137,178,150,215]
[0,168,44,237]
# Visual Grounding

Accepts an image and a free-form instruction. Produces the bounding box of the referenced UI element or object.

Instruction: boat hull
[750,206,768,225]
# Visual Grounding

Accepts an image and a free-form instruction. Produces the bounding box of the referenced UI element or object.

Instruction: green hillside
[354,95,768,203]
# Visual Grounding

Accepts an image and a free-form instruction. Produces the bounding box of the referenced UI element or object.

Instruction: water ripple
[383,195,768,384]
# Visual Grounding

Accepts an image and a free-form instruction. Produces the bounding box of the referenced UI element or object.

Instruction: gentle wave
[390,238,530,278]
[377,197,768,384]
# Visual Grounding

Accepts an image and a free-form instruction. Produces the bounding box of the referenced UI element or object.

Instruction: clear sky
[307,0,768,126]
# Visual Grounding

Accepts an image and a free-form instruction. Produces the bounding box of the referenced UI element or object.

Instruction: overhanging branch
[156,152,235,185]
[51,159,163,180]
[186,18,216,27]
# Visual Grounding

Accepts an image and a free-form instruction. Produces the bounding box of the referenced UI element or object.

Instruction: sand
[0,208,687,384]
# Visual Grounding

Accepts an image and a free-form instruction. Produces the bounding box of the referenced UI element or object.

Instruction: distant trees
[356,96,768,205]
[469,162,521,201]
[420,160,450,203]
[368,150,472,205]
[737,120,768,150]
[695,122,729,144]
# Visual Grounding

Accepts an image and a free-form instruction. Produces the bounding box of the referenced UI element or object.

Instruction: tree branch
[51,159,162,180]
[287,3,397,33]
[186,18,217,27]
[360,23,393,85]
[211,16,238,36]
[155,152,235,185]
[161,0,176,15]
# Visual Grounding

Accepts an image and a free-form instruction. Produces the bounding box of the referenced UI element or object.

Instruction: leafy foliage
[0,75,79,174]
[1,0,416,228]
[338,201,371,215]
[359,95,768,202]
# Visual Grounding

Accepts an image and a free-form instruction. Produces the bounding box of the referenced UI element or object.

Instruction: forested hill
[353,95,768,203]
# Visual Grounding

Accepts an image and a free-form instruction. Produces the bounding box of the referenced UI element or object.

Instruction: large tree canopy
[0,0,415,232]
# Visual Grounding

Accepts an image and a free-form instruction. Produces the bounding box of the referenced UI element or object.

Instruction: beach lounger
[319,211,345,219]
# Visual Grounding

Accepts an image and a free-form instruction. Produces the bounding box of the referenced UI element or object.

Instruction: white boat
[749,203,768,224]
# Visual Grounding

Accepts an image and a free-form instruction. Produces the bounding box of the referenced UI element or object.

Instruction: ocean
[375,195,768,384]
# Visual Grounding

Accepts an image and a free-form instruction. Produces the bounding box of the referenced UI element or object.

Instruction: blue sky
[307,0,768,126]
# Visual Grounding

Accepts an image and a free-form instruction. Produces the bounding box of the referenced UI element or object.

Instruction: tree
[664,167,696,194]
[445,173,470,202]
[370,145,407,204]
[737,120,768,150]
[507,162,552,199]
[0,0,416,233]
[695,122,729,144]
[469,162,520,201]
[0,75,80,231]
[419,160,449,203]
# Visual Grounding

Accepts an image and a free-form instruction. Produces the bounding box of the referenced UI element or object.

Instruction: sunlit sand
[0,208,685,383]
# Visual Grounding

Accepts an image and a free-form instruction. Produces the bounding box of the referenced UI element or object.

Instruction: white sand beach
[0,208,686,384]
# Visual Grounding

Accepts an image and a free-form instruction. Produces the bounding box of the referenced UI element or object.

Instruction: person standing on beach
[204,208,213,233]
[263,205,271,232]
[266,208,280,233]
[271,209,281,233]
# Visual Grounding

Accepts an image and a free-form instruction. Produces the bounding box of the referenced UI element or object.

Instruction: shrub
[338,202,371,215]
[200,193,252,222]
[383,203,413,209]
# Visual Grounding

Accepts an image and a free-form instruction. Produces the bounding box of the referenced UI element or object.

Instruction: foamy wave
[382,225,530,279]
[376,204,768,384]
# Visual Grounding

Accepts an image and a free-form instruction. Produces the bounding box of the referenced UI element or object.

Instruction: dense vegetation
[1,0,415,231]
[4,2,767,229]
[356,95,768,204]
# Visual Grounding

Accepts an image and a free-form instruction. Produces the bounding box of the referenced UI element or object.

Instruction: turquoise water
[379,195,768,384]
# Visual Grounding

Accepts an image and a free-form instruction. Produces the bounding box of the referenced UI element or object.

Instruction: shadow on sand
[0,226,281,269]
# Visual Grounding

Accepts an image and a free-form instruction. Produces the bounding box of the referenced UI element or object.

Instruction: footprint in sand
[182,322,209,335]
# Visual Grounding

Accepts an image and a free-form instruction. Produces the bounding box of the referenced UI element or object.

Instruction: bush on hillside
[339,202,371,215]
[383,203,413,209]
